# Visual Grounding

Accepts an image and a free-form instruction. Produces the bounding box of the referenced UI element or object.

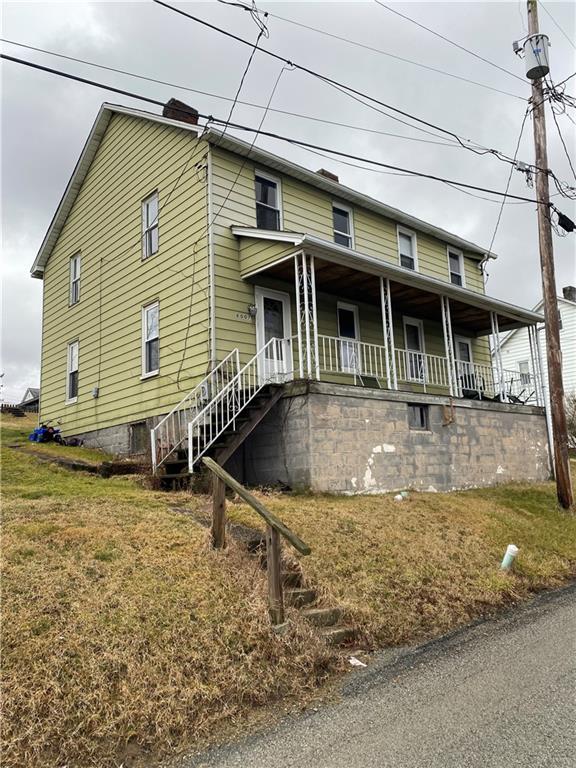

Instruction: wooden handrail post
[212,474,226,549]
[266,524,284,625]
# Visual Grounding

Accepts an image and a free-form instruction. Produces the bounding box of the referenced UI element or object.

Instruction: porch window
[403,317,425,382]
[519,360,531,385]
[337,302,359,373]
[448,248,465,286]
[66,340,79,402]
[333,204,353,248]
[255,172,281,230]
[142,191,159,259]
[398,227,417,270]
[142,302,159,376]
[455,336,475,390]
[69,253,81,305]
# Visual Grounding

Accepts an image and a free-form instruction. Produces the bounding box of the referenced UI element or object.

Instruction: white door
[403,317,426,382]
[454,336,475,391]
[337,302,360,374]
[255,287,292,382]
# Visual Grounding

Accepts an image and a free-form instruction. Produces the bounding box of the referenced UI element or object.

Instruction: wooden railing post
[212,475,226,549]
[266,524,284,625]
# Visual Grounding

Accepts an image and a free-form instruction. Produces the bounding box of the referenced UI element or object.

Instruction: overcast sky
[1,0,575,402]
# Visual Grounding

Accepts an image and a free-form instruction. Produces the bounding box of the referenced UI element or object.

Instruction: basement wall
[229,381,551,493]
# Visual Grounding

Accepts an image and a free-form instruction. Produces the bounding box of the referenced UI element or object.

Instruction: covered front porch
[235,228,546,407]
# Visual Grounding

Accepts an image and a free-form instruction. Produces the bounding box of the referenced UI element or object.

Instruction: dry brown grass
[2,413,575,767]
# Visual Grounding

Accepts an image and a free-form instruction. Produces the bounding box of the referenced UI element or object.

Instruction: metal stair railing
[151,349,240,473]
[187,337,291,473]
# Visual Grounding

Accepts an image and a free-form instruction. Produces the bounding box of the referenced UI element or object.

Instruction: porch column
[379,277,397,389]
[490,311,505,400]
[441,296,458,396]
[309,255,320,380]
[293,252,304,378]
[528,324,542,405]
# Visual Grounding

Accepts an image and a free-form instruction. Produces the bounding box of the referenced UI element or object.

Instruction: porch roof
[232,227,544,335]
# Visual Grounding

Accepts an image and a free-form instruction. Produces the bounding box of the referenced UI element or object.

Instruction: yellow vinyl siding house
[32,101,550,491]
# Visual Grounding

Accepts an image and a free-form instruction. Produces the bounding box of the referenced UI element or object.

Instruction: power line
[0,52,547,204]
[550,104,576,182]
[256,6,526,100]
[151,0,532,167]
[0,37,464,149]
[374,1,528,85]
[537,0,576,50]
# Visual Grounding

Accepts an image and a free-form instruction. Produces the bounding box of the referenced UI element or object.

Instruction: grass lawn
[2,414,575,767]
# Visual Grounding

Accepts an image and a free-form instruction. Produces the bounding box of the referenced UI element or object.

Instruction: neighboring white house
[497,286,576,405]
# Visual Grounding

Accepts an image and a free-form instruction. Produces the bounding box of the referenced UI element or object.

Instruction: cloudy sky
[1,0,575,402]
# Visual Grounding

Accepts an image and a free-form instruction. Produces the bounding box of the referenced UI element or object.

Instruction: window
[403,316,425,382]
[448,248,465,286]
[66,340,79,402]
[255,172,281,230]
[398,227,417,270]
[337,302,360,373]
[69,253,81,305]
[142,191,159,259]
[519,360,531,385]
[333,204,353,248]
[408,404,429,431]
[142,302,159,376]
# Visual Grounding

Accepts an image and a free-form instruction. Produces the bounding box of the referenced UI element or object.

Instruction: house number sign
[235,312,253,322]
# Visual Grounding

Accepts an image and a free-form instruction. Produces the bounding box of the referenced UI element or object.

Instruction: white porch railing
[317,334,390,383]
[151,349,240,472]
[187,337,291,472]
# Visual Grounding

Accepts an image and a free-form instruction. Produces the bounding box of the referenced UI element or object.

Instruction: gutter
[207,146,216,369]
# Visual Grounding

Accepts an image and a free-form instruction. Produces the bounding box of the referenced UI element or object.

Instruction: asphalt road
[187,586,576,768]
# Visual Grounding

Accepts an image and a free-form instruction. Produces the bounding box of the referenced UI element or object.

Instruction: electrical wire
[549,104,576,182]
[0,37,468,150]
[0,52,547,204]
[151,0,534,168]
[537,0,576,51]
[254,5,526,100]
[373,1,528,85]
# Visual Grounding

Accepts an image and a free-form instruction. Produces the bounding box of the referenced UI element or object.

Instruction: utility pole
[526,0,573,509]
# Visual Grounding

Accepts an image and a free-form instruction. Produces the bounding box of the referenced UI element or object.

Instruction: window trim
[254,169,283,230]
[66,339,79,404]
[141,190,159,260]
[332,202,354,248]
[447,246,466,287]
[141,301,160,378]
[69,252,81,306]
[397,226,418,271]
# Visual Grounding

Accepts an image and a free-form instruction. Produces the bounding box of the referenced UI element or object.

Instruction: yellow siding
[239,238,299,277]
[40,114,210,436]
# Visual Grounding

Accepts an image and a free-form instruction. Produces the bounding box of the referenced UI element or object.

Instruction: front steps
[157,384,284,490]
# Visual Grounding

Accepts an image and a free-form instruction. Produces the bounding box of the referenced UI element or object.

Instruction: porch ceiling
[233,228,544,336]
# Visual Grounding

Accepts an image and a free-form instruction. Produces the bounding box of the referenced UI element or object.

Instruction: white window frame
[447,246,466,287]
[454,335,474,365]
[397,226,418,271]
[518,360,531,385]
[141,301,160,378]
[254,169,283,230]
[402,315,426,382]
[332,202,354,249]
[142,190,159,259]
[66,340,79,404]
[69,253,81,305]
[337,301,360,374]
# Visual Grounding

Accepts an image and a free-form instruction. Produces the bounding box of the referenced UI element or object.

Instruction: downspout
[207,145,216,370]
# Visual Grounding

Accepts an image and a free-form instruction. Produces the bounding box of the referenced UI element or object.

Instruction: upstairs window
[142,191,159,259]
[448,248,465,286]
[142,302,159,376]
[69,253,81,305]
[255,172,281,230]
[66,340,79,402]
[333,204,353,247]
[398,227,417,270]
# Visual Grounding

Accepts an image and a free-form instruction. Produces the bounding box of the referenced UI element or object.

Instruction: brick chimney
[316,168,339,183]
[562,285,576,302]
[162,99,199,125]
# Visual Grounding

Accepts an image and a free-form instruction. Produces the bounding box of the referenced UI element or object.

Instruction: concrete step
[285,588,316,608]
[320,626,356,647]
[301,606,341,628]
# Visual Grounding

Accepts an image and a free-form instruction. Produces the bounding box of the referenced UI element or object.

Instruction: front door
[337,302,360,374]
[255,287,292,381]
[403,317,426,382]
